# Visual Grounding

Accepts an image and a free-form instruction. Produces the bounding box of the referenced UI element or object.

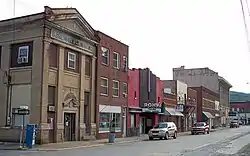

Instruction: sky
[1,0,250,92]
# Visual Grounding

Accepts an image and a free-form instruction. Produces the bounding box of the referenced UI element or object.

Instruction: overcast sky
[1,0,250,92]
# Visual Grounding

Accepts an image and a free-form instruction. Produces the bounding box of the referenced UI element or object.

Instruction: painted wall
[176,80,187,105]
[128,69,140,108]
[156,78,164,104]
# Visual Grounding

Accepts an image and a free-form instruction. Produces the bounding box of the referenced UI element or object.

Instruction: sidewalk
[0,127,228,151]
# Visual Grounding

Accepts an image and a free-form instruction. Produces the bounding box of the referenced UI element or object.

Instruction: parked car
[148,122,177,140]
[191,122,210,135]
[230,120,239,128]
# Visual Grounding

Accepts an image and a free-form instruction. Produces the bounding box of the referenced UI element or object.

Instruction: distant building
[230,101,250,124]
[173,66,232,126]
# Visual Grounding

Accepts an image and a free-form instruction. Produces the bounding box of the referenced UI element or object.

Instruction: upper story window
[68,52,76,69]
[101,47,109,65]
[112,80,119,97]
[123,82,128,98]
[11,42,33,68]
[113,52,120,69]
[100,77,108,96]
[85,56,91,76]
[123,56,128,71]
[17,46,29,64]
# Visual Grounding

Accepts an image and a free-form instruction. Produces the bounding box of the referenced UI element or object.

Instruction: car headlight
[159,130,165,133]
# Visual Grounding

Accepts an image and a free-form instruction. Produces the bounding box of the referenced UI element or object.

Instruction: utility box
[26,124,36,148]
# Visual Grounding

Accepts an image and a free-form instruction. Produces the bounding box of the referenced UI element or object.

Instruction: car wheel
[164,132,169,140]
[191,132,194,135]
[173,132,177,139]
[149,137,153,140]
[203,130,206,134]
[207,130,209,134]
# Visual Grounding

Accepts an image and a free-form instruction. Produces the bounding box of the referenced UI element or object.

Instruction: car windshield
[154,123,167,128]
[194,123,205,127]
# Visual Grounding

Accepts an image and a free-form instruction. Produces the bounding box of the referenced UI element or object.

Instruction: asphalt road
[1,126,250,156]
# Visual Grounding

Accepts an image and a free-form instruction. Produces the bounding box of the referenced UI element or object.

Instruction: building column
[55,46,65,142]
[37,40,50,144]
[90,56,96,135]
[79,54,86,140]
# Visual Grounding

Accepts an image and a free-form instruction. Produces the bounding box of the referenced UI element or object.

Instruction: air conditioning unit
[17,57,28,64]
[48,105,55,112]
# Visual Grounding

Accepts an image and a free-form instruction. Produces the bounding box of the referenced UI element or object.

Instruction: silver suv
[148,122,177,140]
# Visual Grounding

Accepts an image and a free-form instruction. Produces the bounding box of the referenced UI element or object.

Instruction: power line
[240,0,250,52]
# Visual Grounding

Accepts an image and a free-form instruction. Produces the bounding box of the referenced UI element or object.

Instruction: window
[84,92,90,125]
[17,46,29,64]
[113,52,120,69]
[99,113,121,132]
[101,47,109,65]
[85,56,91,76]
[112,80,119,97]
[67,52,76,69]
[123,82,128,98]
[48,86,56,106]
[100,77,108,95]
[123,56,128,71]
[158,97,160,102]
[130,114,136,128]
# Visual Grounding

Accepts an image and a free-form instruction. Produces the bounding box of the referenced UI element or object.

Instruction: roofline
[219,76,232,88]
[173,66,218,73]
[0,12,44,24]
[96,30,129,47]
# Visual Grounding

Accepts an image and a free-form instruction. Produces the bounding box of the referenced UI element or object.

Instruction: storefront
[127,107,141,136]
[140,103,162,134]
[202,111,215,129]
[98,105,124,138]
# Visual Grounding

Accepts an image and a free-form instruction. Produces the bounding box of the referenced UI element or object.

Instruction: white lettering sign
[143,103,162,108]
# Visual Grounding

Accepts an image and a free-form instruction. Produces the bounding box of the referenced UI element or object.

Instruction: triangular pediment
[44,7,99,42]
[54,19,90,38]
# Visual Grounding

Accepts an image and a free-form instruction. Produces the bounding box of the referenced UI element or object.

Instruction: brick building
[96,31,129,139]
[191,86,220,129]
[0,6,99,143]
[185,88,197,130]
[127,69,141,136]
[230,101,250,124]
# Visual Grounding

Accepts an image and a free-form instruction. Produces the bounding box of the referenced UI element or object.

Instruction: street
[1,126,250,156]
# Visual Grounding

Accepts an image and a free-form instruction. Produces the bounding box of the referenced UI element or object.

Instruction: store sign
[143,103,162,108]
[176,104,184,112]
[142,103,162,113]
[51,29,92,51]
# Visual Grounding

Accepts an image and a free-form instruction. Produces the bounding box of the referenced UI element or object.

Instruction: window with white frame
[67,52,76,69]
[17,46,29,64]
[113,52,120,69]
[112,80,119,97]
[101,47,109,65]
[123,56,128,71]
[99,113,121,132]
[100,77,108,95]
[123,82,128,98]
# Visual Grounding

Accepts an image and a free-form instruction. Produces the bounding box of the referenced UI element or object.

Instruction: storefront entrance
[64,112,76,141]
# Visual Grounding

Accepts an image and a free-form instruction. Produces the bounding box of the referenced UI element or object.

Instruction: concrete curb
[0,127,229,151]
[35,139,142,151]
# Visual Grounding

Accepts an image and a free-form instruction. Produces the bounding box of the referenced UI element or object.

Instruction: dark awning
[203,111,215,119]
[165,108,184,117]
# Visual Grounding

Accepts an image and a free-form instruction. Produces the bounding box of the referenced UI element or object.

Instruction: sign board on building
[51,29,92,51]
[142,103,162,113]
[176,104,184,112]
[12,108,30,115]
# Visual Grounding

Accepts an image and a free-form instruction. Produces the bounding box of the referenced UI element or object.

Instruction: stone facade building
[0,6,98,144]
